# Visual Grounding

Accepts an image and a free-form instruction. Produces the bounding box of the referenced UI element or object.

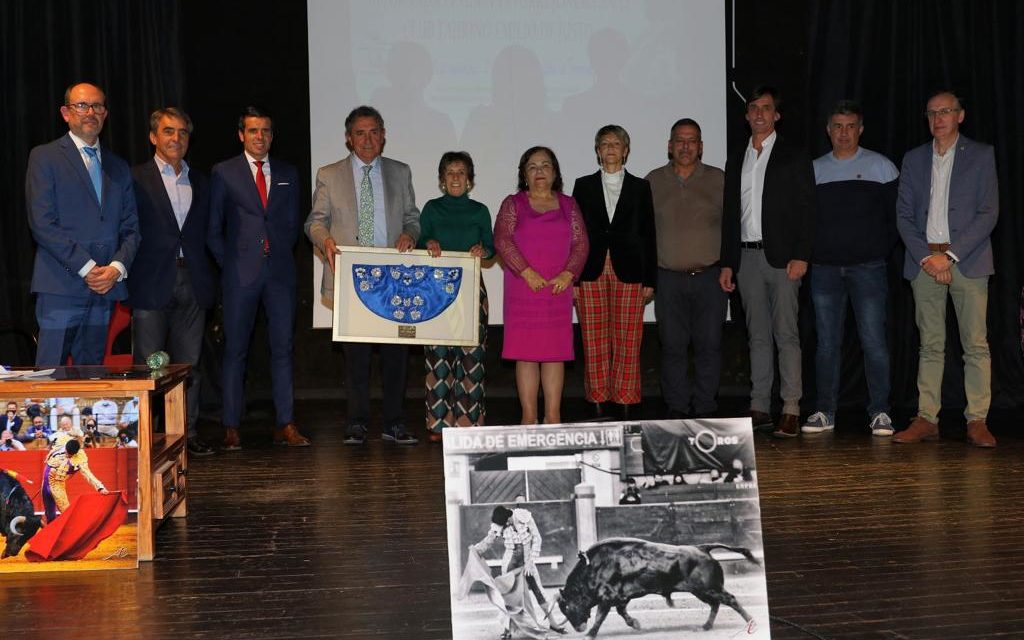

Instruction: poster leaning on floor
[443,419,771,639]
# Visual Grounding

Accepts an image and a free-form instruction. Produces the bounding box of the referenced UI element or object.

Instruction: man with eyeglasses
[646,118,726,420]
[719,86,816,438]
[894,90,999,448]
[26,82,140,366]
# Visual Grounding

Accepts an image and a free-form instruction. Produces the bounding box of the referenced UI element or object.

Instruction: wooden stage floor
[2,397,1021,640]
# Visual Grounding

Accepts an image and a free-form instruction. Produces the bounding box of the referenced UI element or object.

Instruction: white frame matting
[332,247,481,346]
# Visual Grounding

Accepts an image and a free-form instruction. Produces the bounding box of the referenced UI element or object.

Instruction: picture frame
[0,394,140,572]
[443,419,770,639]
[332,247,481,346]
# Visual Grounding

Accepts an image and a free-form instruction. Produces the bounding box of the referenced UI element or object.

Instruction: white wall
[308,0,727,326]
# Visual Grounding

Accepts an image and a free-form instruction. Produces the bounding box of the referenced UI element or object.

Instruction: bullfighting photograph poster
[0,395,139,572]
[443,420,771,639]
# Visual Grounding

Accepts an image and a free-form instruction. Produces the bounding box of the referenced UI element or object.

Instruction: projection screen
[308,0,726,326]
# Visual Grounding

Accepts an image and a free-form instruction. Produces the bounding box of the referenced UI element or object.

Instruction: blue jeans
[810,260,890,417]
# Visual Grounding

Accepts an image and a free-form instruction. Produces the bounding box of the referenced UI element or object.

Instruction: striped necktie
[82,146,102,204]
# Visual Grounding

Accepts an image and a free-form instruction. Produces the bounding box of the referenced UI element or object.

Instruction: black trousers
[132,266,205,438]
[342,342,409,428]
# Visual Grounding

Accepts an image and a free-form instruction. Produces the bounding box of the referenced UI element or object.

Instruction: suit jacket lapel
[236,154,264,212]
[610,171,633,228]
[143,160,180,228]
[59,134,101,208]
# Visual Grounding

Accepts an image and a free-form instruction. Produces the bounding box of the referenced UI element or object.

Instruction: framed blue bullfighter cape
[333,247,481,346]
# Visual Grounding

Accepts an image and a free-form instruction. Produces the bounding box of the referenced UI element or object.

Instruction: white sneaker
[869,412,894,436]
[801,411,834,433]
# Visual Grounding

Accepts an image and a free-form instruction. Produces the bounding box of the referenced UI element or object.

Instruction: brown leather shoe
[272,423,311,447]
[966,419,996,448]
[893,416,939,444]
[222,427,242,451]
[750,410,774,431]
[772,413,799,438]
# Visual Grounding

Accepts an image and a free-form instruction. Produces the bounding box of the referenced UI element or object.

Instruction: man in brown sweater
[646,119,727,418]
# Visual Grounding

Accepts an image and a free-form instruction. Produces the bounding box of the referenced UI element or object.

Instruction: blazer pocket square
[276,182,291,186]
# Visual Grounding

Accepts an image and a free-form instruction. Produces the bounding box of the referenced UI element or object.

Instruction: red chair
[103,302,133,366]
[63,302,133,366]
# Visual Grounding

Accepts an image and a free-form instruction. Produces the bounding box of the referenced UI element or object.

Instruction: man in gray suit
[305,105,421,445]
[895,90,998,447]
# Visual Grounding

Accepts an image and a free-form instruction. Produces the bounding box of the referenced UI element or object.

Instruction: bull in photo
[1,469,43,559]
[556,537,758,637]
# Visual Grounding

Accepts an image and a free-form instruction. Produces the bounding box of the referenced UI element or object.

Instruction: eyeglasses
[925,107,960,119]
[66,102,108,115]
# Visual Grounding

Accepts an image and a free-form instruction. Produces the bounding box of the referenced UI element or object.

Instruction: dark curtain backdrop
[1,1,1021,413]
[728,0,1024,412]
[1,0,185,362]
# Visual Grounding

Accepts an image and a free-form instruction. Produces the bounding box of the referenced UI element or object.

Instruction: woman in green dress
[418,151,494,441]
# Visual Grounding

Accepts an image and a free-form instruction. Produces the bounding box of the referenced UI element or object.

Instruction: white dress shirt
[926,134,958,245]
[739,131,777,242]
[155,155,193,258]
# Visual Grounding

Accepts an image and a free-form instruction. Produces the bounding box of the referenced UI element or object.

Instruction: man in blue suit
[130,107,217,457]
[209,107,310,449]
[26,82,140,366]
[895,90,999,448]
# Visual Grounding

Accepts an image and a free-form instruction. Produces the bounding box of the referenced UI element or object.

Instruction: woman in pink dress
[494,146,589,424]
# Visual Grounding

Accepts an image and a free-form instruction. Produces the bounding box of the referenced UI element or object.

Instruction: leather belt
[740,241,763,249]
[176,257,187,268]
[678,263,718,276]
[928,242,951,252]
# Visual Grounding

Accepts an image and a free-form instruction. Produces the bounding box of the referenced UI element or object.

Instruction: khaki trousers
[911,266,991,422]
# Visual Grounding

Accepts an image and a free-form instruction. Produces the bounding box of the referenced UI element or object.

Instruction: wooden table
[0,365,190,561]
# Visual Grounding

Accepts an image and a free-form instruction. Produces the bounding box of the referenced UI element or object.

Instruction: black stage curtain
[1,1,1020,413]
[0,1,185,363]
[803,0,1024,410]
[729,0,1024,412]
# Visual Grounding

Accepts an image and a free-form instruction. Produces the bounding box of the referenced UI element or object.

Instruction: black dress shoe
[187,437,215,457]
[590,402,613,421]
[619,403,636,420]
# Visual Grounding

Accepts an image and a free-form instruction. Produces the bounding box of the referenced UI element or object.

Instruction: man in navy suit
[26,82,140,366]
[129,107,217,457]
[209,106,309,449]
[894,90,999,448]
[720,86,816,438]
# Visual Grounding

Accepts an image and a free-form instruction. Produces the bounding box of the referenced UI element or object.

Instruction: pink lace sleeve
[563,195,590,279]
[494,193,530,276]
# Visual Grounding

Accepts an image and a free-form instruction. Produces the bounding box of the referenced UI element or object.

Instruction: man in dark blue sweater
[802,100,899,437]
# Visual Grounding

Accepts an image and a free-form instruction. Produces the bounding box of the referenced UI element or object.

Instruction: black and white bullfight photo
[444,420,770,639]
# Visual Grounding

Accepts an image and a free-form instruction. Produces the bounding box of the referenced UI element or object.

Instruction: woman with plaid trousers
[571,125,657,420]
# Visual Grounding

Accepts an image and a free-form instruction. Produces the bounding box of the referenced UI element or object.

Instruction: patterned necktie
[255,160,270,255]
[358,164,374,247]
[82,146,102,204]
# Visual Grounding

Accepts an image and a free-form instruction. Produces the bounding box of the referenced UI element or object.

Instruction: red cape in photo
[25,491,128,562]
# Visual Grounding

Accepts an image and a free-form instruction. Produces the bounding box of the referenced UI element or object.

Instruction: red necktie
[255,160,268,208]
[255,161,270,255]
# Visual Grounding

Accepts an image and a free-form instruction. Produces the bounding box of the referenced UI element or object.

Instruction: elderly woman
[418,151,494,441]
[571,125,656,420]
[494,146,589,425]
